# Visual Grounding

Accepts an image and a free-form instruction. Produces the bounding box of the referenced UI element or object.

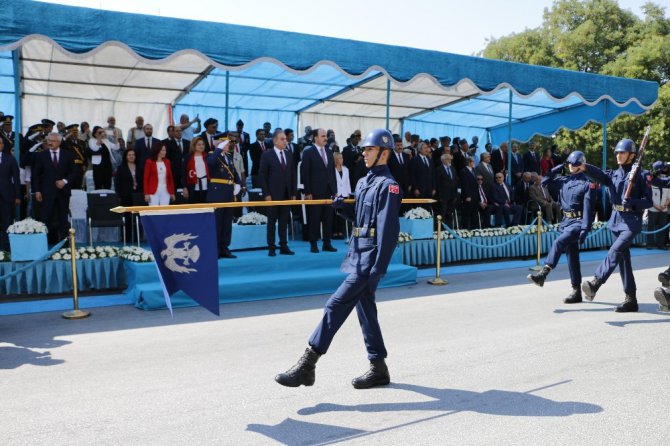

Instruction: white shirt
[194,154,207,191]
[335,166,352,197]
[127,127,145,146]
[274,147,287,165]
[156,161,167,193]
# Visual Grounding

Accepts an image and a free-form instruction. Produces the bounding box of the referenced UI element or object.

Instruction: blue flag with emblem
[140,209,219,316]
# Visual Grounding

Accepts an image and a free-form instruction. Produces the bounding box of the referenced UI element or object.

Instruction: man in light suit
[475,152,495,190]
[300,128,338,253]
[259,130,297,256]
[0,137,20,251]
[32,133,78,244]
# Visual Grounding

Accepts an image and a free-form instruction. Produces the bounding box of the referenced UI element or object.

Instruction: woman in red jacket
[182,136,209,203]
[540,147,555,176]
[143,145,175,205]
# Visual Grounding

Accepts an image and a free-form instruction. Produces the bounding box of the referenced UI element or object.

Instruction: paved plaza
[2,253,670,445]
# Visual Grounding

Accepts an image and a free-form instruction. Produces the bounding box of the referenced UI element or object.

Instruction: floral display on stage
[42,245,155,262]
[398,232,413,243]
[6,218,48,234]
[0,251,9,262]
[403,207,432,220]
[236,211,268,225]
[117,246,154,262]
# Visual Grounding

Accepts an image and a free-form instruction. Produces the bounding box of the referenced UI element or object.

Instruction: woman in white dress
[333,152,352,239]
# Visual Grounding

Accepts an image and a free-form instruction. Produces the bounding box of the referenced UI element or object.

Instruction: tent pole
[225,71,230,131]
[385,78,391,129]
[507,90,512,185]
[12,50,21,165]
[602,101,608,217]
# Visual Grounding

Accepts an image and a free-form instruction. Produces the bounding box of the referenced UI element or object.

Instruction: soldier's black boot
[527,265,551,287]
[275,347,321,387]
[658,268,670,287]
[581,278,602,302]
[563,286,582,304]
[615,293,638,313]
[654,287,670,312]
[351,359,390,389]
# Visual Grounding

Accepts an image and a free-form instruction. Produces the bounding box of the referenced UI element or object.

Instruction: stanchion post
[62,228,91,320]
[429,215,448,285]
[529,211,543,271]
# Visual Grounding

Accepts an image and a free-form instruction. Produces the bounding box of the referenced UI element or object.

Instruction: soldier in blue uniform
[275,129,401,390]
[206,139,241,259]
[527,151,596,303]
[581,138,653,312]
[650,174,670,311]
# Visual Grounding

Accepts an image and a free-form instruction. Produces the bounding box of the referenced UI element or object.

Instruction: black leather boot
[563,286,582,304]
[615,293,638,313]
[527,265,551,287]
[581,278,602,301]
[658,268,670,287]
[351,359,390,389]
[275,347,321,387]
[654,287,670,312]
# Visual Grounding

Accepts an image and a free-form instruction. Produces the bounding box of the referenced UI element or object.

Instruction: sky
[39,0,655,55]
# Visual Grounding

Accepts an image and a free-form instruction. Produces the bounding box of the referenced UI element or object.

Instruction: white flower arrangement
[471,227,508,237]
[437,229,472,239]
[506,225,524,235]
[236,211,268,225]
[403,207,432,220]
[6,218,48,234]
[0,250,9,262]
[592,221,608,229]
[50,245,120,261]
[118,246,154,263]
[398,232,413,243]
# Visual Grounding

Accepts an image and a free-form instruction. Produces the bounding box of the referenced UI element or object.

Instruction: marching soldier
[62,124,88,189]
[650,175,670,312]
[527,151,596,303]
[581,138,652,312]
[206,138,240,259]
[275,128,401,390]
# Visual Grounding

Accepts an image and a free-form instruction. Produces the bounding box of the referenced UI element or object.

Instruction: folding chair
[87,192,125,247]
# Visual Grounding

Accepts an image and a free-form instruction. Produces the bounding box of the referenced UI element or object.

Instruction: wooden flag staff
[111,198,436,214]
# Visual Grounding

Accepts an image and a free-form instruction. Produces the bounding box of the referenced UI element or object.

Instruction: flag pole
[112,198,436,214]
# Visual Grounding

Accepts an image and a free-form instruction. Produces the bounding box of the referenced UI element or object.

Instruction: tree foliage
[482,0,670,166]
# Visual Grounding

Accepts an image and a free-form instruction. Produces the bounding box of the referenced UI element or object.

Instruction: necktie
[261,141,266,151]
[423,156,428,167]
[479,186,487,204]
[320,148,327,166]
[209,136,214,150]
[177,139,182,154]
[446,166,452,179]
[541,187,547,200]
[397,153,403,165]
[146,138,150,150]
[280,150,286,168]
[504,184,510,203]
[487,163,492,174]
[52,151,58,167]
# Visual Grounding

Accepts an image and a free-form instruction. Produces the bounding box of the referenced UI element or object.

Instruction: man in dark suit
[165,126,190,191]
[249,129,268,187]
[388,134,410,195]
[200,118,219,153]
[460,157,479,229]
[492,173,522,227]
[523,141,541,175]
[134,124,162,174]
[341,130,362,189]
[452,139,471,175]
[284,128,299,167]
[435,151,458,227]
[516,172,533,207]
[409,142,435,202]
[475,174,494,228]
[491,142,508,175]
[432,136,451,167]
[61,124,88,190]
[300,128,338,253]
[32,133,78,244]
[510,143,524,185]
[0,137,20,251]
[259,130,297,256]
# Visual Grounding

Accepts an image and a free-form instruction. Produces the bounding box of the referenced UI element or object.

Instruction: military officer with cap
[62,124,88,189]
[0,115,20,150]
[206,137,241,259]
[580,138,652,312]
[527,151,596,303]
[275,128,401,390]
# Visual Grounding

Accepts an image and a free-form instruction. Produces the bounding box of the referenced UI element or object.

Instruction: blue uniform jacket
[206,148,240,202]
[543,164,595,231]
[337,165,401,276]
[585,163,652,232]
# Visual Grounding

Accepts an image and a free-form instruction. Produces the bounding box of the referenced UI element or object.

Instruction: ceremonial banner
[140,209,219,315]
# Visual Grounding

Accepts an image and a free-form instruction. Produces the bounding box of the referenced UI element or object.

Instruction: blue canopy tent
[0,0,659,179]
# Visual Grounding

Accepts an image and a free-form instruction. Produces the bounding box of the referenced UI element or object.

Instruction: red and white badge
[389,184,399,194]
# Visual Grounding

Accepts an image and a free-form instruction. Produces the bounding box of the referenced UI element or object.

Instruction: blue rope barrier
[441,218,538,249]
[641,221,670,235]
[0,238,68,282]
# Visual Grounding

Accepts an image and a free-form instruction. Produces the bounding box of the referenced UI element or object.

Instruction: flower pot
[9,233,48,262]
[399,218,433,239]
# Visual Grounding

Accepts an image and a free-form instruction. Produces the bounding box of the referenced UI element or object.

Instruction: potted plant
[399,207,434,239]
[7,218,49,261]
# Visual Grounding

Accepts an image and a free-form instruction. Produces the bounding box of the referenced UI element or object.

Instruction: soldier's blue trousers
[309,273,387,361]
[595,229,637,294]
[545,227,582,287]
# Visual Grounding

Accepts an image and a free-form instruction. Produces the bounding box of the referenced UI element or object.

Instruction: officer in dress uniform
[206,139,241,259]
[62,124,88,189]
[650,174,670,311]
[527,151,596,303]
[275,129,401,390]
[581,138,653,312]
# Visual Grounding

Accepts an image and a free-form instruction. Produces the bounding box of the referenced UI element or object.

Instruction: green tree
[482,0,670,166]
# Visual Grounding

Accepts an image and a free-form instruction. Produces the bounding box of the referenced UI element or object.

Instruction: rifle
[624,126,651,199]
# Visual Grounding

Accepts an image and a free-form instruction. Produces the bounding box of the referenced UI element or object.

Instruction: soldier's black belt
[352,227,375,237]
[210,178,234,185]
[612,204,633,213]
[563,210,582,218]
